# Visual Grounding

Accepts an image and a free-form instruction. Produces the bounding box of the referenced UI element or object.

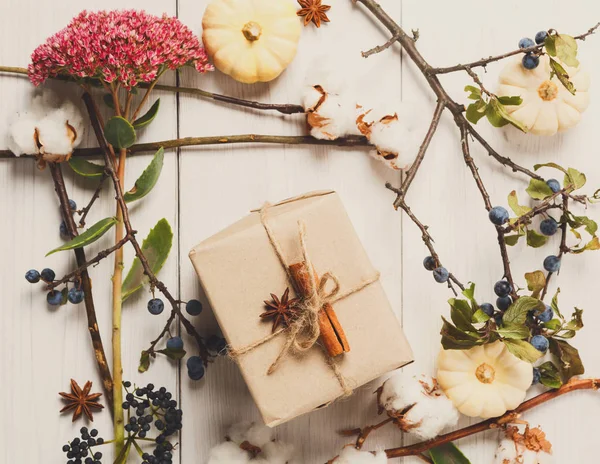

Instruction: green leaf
[449,298,476,332]
[429,443,471,464]
[538,361,563,389]
[496,322,531,340]
[503,339,543,363]
[122,218,173,301]
[564,308,584,331]
[564,167,586,190]
[133,99,161,129]
[462,283,476,302]
[497,95,523,106]
[490,98,528,132]
[485,100,509,128]
[549,338,584,381]
[572,236,600,254]
[508,190,532,216]
[545,35,557,57]
[551,288,563,318]
[525,270,546,299]
[124,147,165,203]
[104,116,136,149]
[543,319,562,331]
[503,296,544,326]
[46,217,117,256]
[554,34,579,67]
[138,351,151,373]
[441,317,482,350]
[534,162,568,175]
[103,93,115,109]
[157,347,186,360]
[466,100,487,124]
[526,230,549,248]
[59,287,69,306]
[68,158,106,178]
[464,85,481,100]
[504,234,521,246]
[526,178,555,200]
[549,57,576,95]
[472,309,490,323]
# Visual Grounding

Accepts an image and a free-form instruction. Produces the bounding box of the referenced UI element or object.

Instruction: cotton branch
[81,92,212,365]
[47,163,114,406]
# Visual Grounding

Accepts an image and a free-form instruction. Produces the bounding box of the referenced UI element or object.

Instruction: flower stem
[112,147,127,456]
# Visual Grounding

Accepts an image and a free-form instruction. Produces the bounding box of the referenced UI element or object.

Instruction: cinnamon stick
[288,262,350,357]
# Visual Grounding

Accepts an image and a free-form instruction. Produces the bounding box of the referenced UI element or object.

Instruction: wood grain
[0,0,598,463]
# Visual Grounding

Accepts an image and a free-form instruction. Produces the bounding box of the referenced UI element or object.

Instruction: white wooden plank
[0,1,179,462]
[176,1,404,462]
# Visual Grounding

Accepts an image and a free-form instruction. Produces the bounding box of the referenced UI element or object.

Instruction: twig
[78,173,107,227]
[0,134,371,160]
[81,92,212,365]
[47,163,113,407]
[362,32,402,58]
[383,377,599,459]
[502,189,566,233]
[541,195,570,300]
[47,233,135,290]
[0,65,305,115]
[464,66,492,97]
[340,417,394,450]
[432,22,600,74]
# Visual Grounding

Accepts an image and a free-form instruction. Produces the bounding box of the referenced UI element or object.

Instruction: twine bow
[229,202,380,396]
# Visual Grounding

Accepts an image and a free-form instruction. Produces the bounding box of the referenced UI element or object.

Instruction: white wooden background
[1,1,600,462]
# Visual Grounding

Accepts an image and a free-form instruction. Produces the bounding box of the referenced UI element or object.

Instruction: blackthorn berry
[543,255,561,273]
[494,280,512,297]
[433,267,449,283]
[532,367,541,385]
[535,31,548,44]
[480,303,495,317]
[47,290,63,306]
[206,335,227,355]
[187,356,205,380]
[69,199,77,211]
[166,337,184,351]
[530,334,549,352]
[489,206,509,225]
[546,179,561,193]
[68,288,85,304]
[522,54,540,70]
[496,296,512,311]
[519,37,535,49]
[540,218,558,236]
[185,299,203,316]
[25,269,40,283]
[148,298,164,315]
[60,221,69,237]
[423,256,437,271]
[41,268,56,282]
[537,305,554,323]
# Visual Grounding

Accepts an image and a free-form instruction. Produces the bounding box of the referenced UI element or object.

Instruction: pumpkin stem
[242,21,262,42]
[475,363,496,384]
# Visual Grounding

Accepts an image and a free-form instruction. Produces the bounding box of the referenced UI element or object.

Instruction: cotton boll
[7,113,40,156]
[335,446,388,463]
[262,440,296,464]
[494,426,553,464]
[245,422,273,448]
[378,374,458,440]
[227,421,253,444]
[304,86,353,141]
[207,441,251,464]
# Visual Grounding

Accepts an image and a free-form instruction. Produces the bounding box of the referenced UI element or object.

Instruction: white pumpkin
[497,55,590,136]
[437,342,533,419]
[202,0,302,84]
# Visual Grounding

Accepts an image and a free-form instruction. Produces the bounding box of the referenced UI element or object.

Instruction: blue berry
[480,303,495,317]
[522,54,540,70]
[59,221,69,238]
[206,335,227,354]
[68,199,77,211]
[532,367,541,385]
[166,336,184,351]
[47,290,63,306]
[40,268,56,282]
[433,267,449,283]
[537,305,554,323]
[186,299,203,316]
[535,31,548,45]
[543,255,561,273]
[519,37,535,49]
[496,296,512,311]
[25,269,40,283]
[540,218,558,236]
[494,280,512,297]
[68,287,85,304]
[423,256,437,271]
[489,206,509,226]
[546,179,561,193]
[530,335,549,352]
[494,313,503,326]
[148,298,164,315]
[186,356,205,380]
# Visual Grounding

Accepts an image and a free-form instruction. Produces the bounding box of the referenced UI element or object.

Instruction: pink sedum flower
[28,10,213,89]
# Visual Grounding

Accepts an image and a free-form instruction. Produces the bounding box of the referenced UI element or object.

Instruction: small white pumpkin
[497,55,590,136]
[437,342,533,419]
[202,0,302,84]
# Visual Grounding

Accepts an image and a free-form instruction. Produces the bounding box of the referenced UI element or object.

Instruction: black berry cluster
[62,427,104,464]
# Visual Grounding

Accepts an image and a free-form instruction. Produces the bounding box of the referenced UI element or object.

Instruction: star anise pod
[59,379,104,421]
[260,287,300,332]
[297,0,331,28]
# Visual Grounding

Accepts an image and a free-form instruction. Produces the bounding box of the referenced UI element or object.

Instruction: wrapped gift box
[189,190,413,426]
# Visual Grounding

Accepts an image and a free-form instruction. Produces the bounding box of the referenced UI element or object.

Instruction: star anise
[59,379,104,421]
[297,0,331,28]
[260,287,300,332]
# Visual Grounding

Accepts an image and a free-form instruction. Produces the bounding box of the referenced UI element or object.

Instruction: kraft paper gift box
[189,190,413,426]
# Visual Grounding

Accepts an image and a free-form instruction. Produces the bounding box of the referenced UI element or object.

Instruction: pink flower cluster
[29,10,213,89]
